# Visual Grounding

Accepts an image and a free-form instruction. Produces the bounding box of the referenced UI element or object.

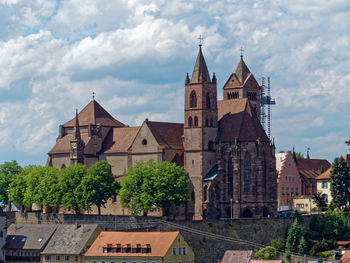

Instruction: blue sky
[0,0,350,166]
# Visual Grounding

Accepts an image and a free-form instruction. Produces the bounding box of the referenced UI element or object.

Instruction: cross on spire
[240,47,244,58]
[198,35,204,47]
[92,91,96,100]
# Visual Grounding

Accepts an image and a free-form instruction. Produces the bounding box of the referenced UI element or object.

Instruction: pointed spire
[190,45,211,84]
[73,109,81,140]
[292,146,298,165]
[307,147,310,159]
[212,72,217,84]
[185,73,190,84]
[233,56,251,84]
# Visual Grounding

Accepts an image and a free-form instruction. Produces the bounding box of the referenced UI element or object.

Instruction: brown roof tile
[64,100,125,128]
[298,158,331,180]
[85,231,179,258]
[48,134,91,154]
[146,121,184,150]
[233,57,252,84]
[316,167,331,180]
[102,127,140,154]
[341,250,350,263]
[221,250,253,263]
[217,99,269,142]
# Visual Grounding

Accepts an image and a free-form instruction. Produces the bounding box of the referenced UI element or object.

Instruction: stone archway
[242,208,253,218]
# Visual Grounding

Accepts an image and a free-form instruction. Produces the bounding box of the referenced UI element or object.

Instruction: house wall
[42,254,83,263]
[164,233,195,263]
[85,256,162,263]
[316,179,332,204]
[293,196,316,213]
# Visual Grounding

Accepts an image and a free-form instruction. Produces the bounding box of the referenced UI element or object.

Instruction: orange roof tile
[341,250,350,263]
[221,250,252,263]
[64,100,125,128]
[85,231,179,258]
[217,99,269,142]
[316,167,331,180]
[146,121,184,150]
[48,134,91,154]
[103,127,140,154]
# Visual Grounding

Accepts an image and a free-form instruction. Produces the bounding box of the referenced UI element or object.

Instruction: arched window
[194,116,198,127]
[215,185,220,201]
[228,153,233,197]
[190,90,197,108]
[208,141,214,151]
[205,118,209,127]
[188,117,193,127]
[244,155,251,193]
[206,92,211,108]
[203,185,208,201]
[191,191,195,202]
[210,118,213,127]
[61,164,66,169]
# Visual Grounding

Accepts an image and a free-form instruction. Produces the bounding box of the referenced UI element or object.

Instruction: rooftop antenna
[198,35,204,47]
[92,91,96,100]
[240,47,244,58]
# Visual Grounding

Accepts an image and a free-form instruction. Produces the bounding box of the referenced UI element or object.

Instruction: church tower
[184,45,218,220]
[223,54,262,117]
[70,110,85,165]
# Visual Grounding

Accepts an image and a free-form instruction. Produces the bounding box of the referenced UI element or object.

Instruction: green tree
[329,157,350,209]
[79,161,120,215]
[285,220,305,253]
[119,160,189,215]
[254,246,277,260]
[295,152,304,159]
[59,164,86,214]
[269,237,285,250]
[318,210,350,241]
[23,165,46,208]
[36,166,61,209]
[0,161,22,206]
[297,236,307,255]
[312,192,327,210]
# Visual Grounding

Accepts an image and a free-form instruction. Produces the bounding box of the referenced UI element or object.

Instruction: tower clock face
[71,142,77,149]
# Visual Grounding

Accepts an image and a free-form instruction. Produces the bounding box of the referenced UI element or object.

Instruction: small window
[112,248,117,253]
[188,117,193,127]
[74,256,78,262]
[37,237,43,242]
[183,247,187,255]
[194,116,198,127]
[103,248,108,253]
[64,256,69,261]
[21,237,26,242]
[178,247,182,255]
[173,247,177,255]
[142,139,147,145]
[55,255,60,261]
[45,255,51,261]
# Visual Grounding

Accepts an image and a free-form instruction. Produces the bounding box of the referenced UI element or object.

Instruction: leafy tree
[295,152,304,159]
[312,192,327,210]
[285,220,305,253]
[36,166,61,209]
[0,161,22,206]
[254,246,277,260]
[329,157,350,209]
[7,165,35,211]
[119,160,189,215]
[23,165,46,208]
[318,210,350,241]
[59,164,86,214]
[79,161,120,215]
[297,236,307,255]
[269,237,285,250]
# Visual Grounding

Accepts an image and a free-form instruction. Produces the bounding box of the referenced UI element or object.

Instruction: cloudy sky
[1,0,350,166]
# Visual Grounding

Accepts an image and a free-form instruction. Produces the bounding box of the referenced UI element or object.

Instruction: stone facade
[47,46,277,219]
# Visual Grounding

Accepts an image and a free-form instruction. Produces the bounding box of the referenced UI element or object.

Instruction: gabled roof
[233,57,251,84]
[341,250,350,263]
[297,158,331,180]
[42,224,100,255]
[316,167,331,180]
[85,231,179,258]
[102,127,140,154]
[64,100,125,128]
[190,45,211,84]
[145,121,184,150]
[221,250,253,263]
[48,134,91,154]
[5,224,57,250]
[217,98,269,142]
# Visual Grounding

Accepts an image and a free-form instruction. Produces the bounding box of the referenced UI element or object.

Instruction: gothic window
[208,141,214,151]
[215,185,220,201]
[206,92,211,108]
[188,117,193,127]
[244,155,251,193]
[191,191,195,202]
[205,118,209,127]
[190,90,197,108]
[262,156,267,194]
[210,118,213,127]
[194,116,198,127]
[203,185,208,201]
[228,154,233,197]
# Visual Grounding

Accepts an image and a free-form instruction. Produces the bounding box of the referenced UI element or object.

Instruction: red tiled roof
[85,231,179,258]
[341,250,350,263]
[48,134,91,154]
[316,167,331,180]
[297,158,331,180]
[64,100,125,128]
[338,241,350,246]
[217,99,269,142]
[102,127,140,154]
[146,121,184,150]
[221,250,253,263]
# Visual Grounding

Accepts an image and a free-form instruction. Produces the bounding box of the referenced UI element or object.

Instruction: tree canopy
[119,160,189,215]
[0,161,22,205]
[330,156,350,209]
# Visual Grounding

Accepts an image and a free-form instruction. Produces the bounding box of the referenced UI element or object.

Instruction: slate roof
[85,231,179,258]
[102,127,140,154]
[217,98,269,142]
[42,224,100,255]
[5,224,57,250]
[146,121,184,150]
[64,100,125,128]
[221,250,253,263]
[48,134,91,154]
[190,46,211,84]
[233,57,252,84]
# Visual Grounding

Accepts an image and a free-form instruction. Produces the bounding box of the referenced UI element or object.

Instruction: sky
[0,0,350,166]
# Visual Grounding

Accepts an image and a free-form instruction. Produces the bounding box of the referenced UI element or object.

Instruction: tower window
[210,118,213,127]
[194,116,198,127]
[204,185,208,201]
[205,118,209,127]
[244,155,251,193]
[206,92,211,108]
[190,90,197,108]
[188,117,193,127]
[208,141,214,151]
[142,139,147,145]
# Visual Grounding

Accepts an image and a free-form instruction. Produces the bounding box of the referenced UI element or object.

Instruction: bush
[254,246,277,260]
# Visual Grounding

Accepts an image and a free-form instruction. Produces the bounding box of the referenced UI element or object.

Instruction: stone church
[47,45,277,219]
